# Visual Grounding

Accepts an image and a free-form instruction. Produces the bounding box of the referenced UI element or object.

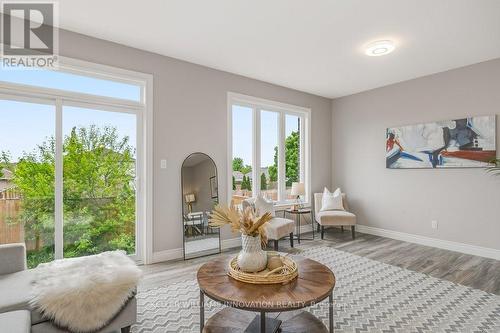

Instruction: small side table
[284,208,314,243]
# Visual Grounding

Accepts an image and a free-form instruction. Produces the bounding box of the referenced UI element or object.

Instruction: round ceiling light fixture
[365,40,395,56]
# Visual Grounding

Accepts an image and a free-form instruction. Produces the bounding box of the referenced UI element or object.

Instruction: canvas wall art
[386,115,496,169]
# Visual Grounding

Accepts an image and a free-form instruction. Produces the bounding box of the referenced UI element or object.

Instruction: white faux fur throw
[30,251,142,333]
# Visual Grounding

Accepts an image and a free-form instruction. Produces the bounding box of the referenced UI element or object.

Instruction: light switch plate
[160,159,167,169]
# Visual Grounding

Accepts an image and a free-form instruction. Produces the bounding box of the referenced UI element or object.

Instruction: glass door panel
[0,99,55,268]
[62,106,137,258]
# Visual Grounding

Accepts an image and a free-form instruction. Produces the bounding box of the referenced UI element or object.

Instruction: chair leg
[341,226,344,232]
[121,326,131,333]
[290,232,294,248]
[274,240,279,251]
[321,226,325,239]
[351,226,355,239]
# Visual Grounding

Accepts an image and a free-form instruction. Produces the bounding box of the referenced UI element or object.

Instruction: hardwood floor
[140,227,500,295]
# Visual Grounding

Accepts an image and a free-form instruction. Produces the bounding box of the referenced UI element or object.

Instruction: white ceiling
[57,0,500,98]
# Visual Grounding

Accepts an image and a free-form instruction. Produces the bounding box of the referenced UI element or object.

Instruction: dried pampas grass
[209,204,272,245]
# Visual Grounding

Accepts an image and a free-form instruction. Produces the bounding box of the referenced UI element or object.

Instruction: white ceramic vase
[237,234,267,272]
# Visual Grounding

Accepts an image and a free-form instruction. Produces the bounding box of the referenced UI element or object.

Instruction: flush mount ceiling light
[365,40,395,56]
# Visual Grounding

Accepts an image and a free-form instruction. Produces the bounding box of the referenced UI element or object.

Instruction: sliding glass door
[0,63,147,267]
[0,98,141,267]
[62,105,137,258]
[0,99,56,267]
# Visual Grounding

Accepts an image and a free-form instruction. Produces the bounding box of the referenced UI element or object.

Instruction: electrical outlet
[431,220,438,230]
[160,159,167,169]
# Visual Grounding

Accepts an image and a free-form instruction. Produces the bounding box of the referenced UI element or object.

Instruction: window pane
[0,99,55,268]
[0,69,141,101]
[232,105,253,206]
[62,106,136,258]
[260,110,278,202]
[285,114,301,200]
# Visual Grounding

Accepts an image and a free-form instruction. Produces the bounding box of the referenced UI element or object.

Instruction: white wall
[332,58,500,251]
[58,29,332,256]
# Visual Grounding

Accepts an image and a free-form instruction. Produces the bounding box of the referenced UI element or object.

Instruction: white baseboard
[151,225,500,264]
[150,231,312,264]
[151,248,184,263]
[151,237,242,264]
[356,224,500,261]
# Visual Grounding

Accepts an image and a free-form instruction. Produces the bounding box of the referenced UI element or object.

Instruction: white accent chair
[314,192,357,239]
[242,198,295,250]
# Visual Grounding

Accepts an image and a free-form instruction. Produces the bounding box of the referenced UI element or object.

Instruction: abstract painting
[386,115,496,169]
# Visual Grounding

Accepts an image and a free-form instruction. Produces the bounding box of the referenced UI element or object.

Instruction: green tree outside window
[260,173,267,190]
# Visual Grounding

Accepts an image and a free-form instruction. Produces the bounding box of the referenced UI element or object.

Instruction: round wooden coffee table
[197,255,335,333]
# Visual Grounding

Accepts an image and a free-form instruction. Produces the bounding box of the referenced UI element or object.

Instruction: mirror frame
[181,152,221,260]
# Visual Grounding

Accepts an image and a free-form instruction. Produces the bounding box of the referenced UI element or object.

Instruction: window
[285,114,304,200]
[260,111,279,201]
[0,67,141,101]
[229,93,310,206]
[231,105,253,205]
[0,59,151,267]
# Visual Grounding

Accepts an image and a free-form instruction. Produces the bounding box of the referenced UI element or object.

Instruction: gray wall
[58,30,332,253]
[332,58,500,250]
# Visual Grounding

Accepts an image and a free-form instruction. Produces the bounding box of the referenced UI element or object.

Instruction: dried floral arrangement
[209,205,272,246]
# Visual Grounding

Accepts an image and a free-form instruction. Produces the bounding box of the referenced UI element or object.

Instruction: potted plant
[209,205,272,272]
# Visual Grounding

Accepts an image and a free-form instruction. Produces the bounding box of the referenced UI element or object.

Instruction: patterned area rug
[132,246,500,332]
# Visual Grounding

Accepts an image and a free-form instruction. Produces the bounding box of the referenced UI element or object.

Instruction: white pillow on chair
[320,187,344,211]
[254,195,275,217]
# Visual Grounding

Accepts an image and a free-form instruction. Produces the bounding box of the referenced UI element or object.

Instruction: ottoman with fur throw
[29,250,141,333]
[0,244,140,333]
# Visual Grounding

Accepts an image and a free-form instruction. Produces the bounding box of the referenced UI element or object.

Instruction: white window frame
[0,56,154,264]
[227,92,311,207]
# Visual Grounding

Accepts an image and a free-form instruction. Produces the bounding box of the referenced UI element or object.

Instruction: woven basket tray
[227,255,298,285]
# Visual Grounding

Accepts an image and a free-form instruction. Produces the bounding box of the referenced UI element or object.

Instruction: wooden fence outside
[0,187,20,200]
[0,198,24,245]
[1,195,125,251]
[0,198,38,250]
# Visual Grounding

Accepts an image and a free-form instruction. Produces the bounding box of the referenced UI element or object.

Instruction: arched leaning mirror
[181,152,221,259]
